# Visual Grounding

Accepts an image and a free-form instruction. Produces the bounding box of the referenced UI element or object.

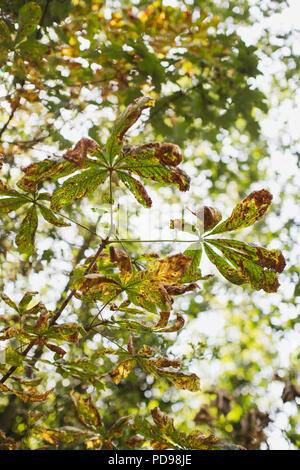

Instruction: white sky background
[0,0,299,450]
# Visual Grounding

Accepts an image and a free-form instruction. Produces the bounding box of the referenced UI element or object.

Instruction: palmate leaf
[0,179,71,254]
[169,190,286,292]
[108,343,200,392]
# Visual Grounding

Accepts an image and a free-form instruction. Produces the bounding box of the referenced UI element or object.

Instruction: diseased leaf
[156,369,200,392]
[34,310,51,334]
[71,391,103,430]
[117,146,190,192]
[39,205,71,227]
[62,137,98,167]
[109,358,136,384]
[205,241,280,293]
[45,343,66,357]
[208,238,286,273]
[0,196,27,213]
[109,246,133,284]
[204,243,246,286]
[16,2,42,43]
[108,416,131,438]
[209,189,273,235]
[18,291,38,311]
[51,168,107,210]
[188,206,222,232]
[0,383,53,403]
[33,426,93,447]
[15,205,38,255]
[106,96,154,160]
[1,293,18,311]
[117,171,152,207]
[19,159,79,193]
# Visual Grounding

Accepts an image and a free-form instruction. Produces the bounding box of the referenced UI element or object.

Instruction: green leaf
[117,171,152,207]
[0,196,28,213]
[0,20,11,42]
[18,39,48,57]
[1,294,19,311]
[181,243,203,283]
[207,238,286,273]
[106,96,155,160]
[51,169,107,210]
[204,243,246,286]
[15,205,38,255]
[16,2,42,43]
[19,291,38,311]
[39,205,71,227]
[208,189,273,235]
[71,391,103,430]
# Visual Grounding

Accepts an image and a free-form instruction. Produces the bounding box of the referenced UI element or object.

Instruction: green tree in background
[0,0,299,450]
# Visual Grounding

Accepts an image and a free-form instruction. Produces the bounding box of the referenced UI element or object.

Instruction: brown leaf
[189,206,222,232]
[110,246,133,283]
[34,309,51,334]
[194,407,215,425]
[127,336,135,355]
[45,343,66,357]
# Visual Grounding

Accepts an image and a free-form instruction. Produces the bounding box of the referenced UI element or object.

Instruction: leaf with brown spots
[205,240,281,293]
[18,159,79,193]
[209,189,273,235]
[109,358,137,384]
